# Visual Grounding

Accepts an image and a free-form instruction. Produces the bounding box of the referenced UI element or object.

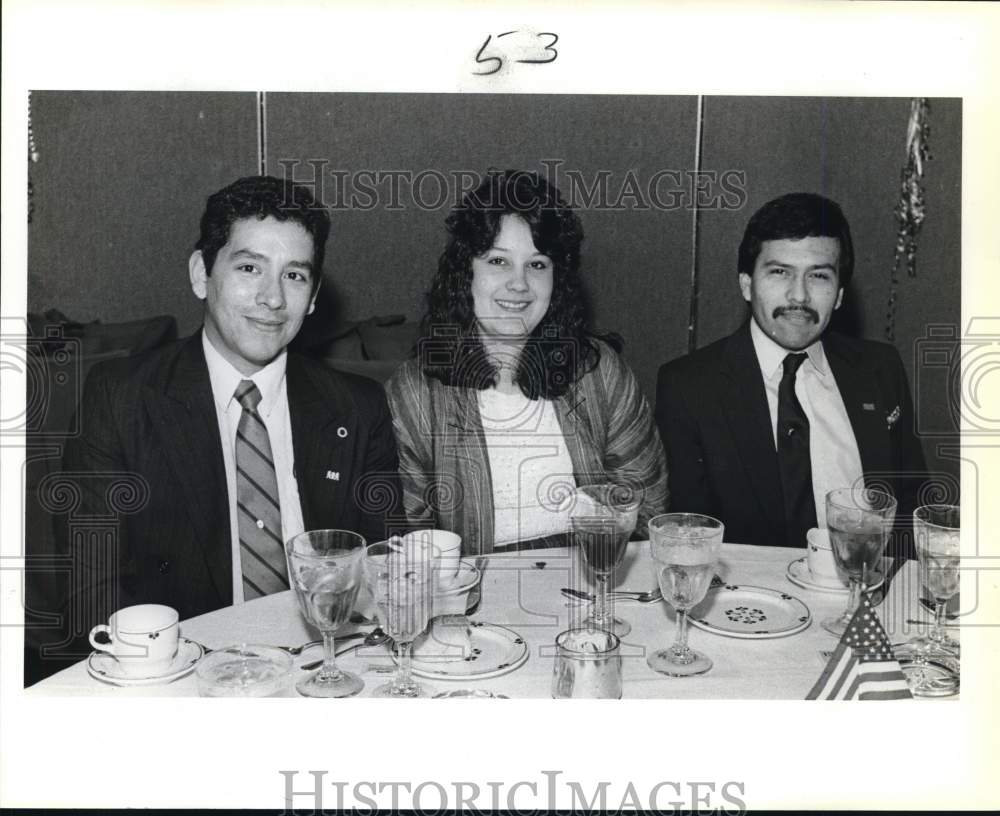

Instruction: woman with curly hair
[385,169,667,554]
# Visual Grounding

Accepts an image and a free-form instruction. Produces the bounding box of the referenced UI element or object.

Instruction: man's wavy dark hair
[737,192,854,287]
[195,175,330,293]
[420,169,602,399]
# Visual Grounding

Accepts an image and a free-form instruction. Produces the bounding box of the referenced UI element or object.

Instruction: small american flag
[807,594,913,700]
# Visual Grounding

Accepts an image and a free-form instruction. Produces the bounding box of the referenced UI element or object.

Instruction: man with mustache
[654,192,926,553]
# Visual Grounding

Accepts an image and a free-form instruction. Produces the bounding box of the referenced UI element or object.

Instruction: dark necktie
[235,380,288,599]
[777,353,817,547]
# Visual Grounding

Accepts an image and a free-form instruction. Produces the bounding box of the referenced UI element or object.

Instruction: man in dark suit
[33,176,400,676]
[655,192,927,554]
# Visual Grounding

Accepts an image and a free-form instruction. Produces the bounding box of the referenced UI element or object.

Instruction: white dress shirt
[478,388,576,547]
[202,332,305,603]
[749,319,865,529]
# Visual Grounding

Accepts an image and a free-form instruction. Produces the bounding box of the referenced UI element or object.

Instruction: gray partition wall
[27,91,962,481]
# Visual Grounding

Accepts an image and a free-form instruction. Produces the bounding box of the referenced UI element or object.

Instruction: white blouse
[477,388,577,547]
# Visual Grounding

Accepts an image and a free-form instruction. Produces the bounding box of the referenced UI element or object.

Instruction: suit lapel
[823,335,891,481]
[143,334,231,603]
[720,324,786,531]
[286,355,356,531]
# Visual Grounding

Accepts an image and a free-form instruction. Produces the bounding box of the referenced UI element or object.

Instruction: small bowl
[432,689,509,699]
[432,558,481,616]
[195,644,293,697]
[411,560,482,660]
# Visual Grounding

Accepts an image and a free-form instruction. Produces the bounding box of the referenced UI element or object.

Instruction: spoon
[300,628,390,671]
[560,587,663,604]
[277,639,323,656]
[203,639,322,657]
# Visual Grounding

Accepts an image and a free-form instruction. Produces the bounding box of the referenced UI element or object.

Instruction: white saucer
[785,556,884,595]
[87,637,205,686]
[689,585,811,639]
[407,621,528,680]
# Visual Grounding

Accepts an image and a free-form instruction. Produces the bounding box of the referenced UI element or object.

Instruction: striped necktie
[234,379,289,599]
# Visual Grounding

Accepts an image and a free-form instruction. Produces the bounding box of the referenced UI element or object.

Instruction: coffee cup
[398,529,462,587]
[88,604,179,676]
[806,528,844,583]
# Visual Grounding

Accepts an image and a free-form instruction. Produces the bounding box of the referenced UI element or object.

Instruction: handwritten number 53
[473,31,559,76]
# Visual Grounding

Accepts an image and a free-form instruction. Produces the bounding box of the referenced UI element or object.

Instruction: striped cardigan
[384,341,668,554]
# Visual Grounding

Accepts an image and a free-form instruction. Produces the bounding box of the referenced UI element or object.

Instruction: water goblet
[647,512,723,676]
[570,483,639,637]
[896,504,961,696]
[286,529,366,698]
[363,539,437,698]
[821,487,898,637]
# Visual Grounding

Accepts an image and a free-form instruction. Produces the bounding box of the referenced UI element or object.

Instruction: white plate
[689,585,811,639]
[87,637,205,686]
[785,557,884,595]
[407,621,528,680]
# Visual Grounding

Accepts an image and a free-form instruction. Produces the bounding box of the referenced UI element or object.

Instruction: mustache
[773,306,819,323]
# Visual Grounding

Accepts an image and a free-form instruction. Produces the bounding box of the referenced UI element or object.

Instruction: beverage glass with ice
[896,504,961,696]
[647,513,724,677]
[820,487,897,637]
[363,538,437,698]
[286,529,366,698]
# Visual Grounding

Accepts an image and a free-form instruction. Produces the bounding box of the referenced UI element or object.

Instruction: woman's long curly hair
[420,169,601,398]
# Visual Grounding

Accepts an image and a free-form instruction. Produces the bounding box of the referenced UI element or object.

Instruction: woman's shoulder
[385,357,427,395]
[579,336,633,383]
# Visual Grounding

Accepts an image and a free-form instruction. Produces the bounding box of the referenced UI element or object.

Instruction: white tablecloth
[27,542,944,698]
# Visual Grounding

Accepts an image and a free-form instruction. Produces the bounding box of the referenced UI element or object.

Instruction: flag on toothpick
[807,594,912,700]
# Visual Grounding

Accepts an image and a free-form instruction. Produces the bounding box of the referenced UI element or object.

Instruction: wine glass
[896,504,960,696]
[570,484,639,638]
[362,539,436,698]
[647,512,724,676]
[821,487,898,637]
[286,529,366,698]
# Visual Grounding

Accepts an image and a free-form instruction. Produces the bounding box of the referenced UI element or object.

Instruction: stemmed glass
[647,512,724,676]
[286,529,366,698]
[896,504,961,696]
[821,487,898,637]
[570,484,639,638]
[362,539,437,698]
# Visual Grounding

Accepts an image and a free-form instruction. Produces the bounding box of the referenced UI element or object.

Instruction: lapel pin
[862,402,875,411]
[886,405,901,428]
[326,470,341,482]
[337,426,348,439]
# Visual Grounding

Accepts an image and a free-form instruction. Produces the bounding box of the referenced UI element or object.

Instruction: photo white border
[2,0,998,810]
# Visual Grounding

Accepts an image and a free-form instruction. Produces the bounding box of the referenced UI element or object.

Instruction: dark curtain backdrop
[27,92,961,483]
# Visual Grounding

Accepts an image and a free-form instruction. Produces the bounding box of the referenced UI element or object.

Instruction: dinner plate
[86,637,205,686]
[407,621,528,680]
[689,585,811,639]
[785,557,885,595]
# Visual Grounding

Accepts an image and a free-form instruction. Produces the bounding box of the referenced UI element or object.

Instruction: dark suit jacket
[654,323,928,554]
[32,332,401,675]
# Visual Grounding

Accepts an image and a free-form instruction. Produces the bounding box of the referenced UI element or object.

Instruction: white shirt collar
[202,330,287,419]
[748,318,829,383]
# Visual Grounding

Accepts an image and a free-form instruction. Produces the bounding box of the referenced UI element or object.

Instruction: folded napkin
[807,594,912,700]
